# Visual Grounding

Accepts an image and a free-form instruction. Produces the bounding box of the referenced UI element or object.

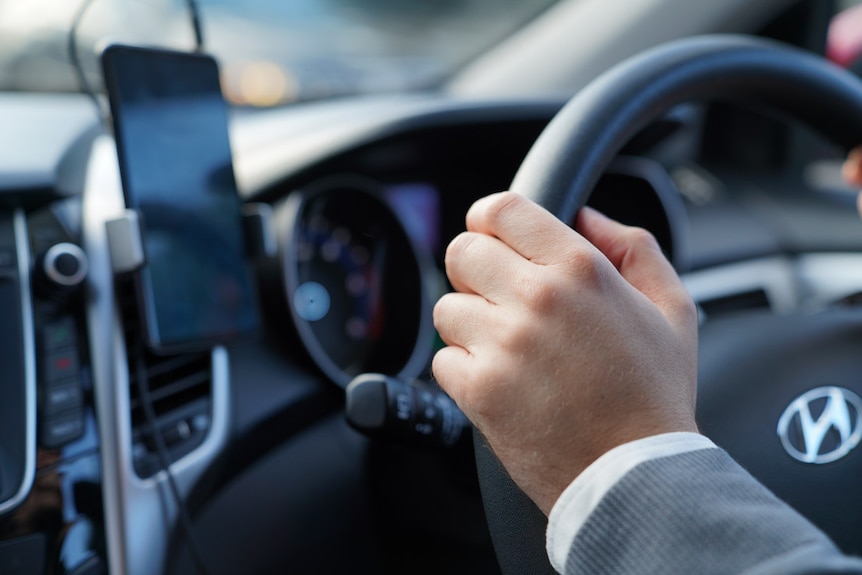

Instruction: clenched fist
[432,192,699,515]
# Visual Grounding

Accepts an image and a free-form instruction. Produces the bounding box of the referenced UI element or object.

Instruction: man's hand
[432,192,698,515]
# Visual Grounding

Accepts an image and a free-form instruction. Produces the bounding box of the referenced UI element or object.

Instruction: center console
[0,203,106,575]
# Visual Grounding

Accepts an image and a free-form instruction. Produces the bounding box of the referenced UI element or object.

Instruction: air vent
[699,288,771,318]
[115,276,213,478]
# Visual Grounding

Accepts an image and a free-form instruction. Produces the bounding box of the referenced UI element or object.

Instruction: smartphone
[101,44,259,354]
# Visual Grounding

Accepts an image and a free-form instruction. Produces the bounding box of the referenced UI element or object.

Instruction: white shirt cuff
[545,432,717,573]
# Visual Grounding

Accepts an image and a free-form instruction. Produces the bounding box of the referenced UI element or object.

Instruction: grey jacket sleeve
[563,448,862,575]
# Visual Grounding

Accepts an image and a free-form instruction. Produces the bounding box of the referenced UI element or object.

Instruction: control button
[41,410,85,448]
[44,350,80,383]
[346,374,469,450]
[42,243,88,287]
[162,419,194,447]
[0,534,46,575]
[395,392,413,421]
[43,380,83,415]
[34,243,88,298]
[42,317,77,351]
[54,252,80,277]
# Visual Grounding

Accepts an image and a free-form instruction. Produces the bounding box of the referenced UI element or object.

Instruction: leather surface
[474,432,556,575]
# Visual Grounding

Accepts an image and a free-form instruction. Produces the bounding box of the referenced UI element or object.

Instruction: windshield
[0,0,559,106]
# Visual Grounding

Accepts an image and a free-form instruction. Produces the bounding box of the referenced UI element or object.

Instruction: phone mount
[242,203,277,261]
[105,203,275,276]
[105,210,145,274]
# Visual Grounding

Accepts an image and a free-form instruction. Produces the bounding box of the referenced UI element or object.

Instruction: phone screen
[102,45,259,353]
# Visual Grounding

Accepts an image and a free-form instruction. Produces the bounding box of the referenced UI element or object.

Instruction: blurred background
[0,0,558,106]
[1,0,860,107]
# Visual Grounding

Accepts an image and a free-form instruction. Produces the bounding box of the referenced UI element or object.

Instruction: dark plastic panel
[0,212,27,509]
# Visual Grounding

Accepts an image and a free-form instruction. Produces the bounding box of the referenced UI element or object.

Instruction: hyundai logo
[777,387,862,465]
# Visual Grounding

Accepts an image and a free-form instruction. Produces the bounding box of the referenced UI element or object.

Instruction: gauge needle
[366,238,388,341]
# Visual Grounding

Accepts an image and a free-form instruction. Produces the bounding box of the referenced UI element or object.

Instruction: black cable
[186,0,205,52]
[70,0,205,565]
[133,339,211,575]
[68,0,105,122]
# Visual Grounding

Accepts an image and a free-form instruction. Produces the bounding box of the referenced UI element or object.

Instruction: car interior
[2,0,862,574]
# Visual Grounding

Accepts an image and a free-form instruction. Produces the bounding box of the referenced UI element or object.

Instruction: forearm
[548,435,862,575]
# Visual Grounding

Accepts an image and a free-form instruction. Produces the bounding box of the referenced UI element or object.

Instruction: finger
[466,191,593,265]
[843,147,862,187]
[444,231,535,304]
[431,345,475,406]
[433,291,497,352]
[576,206,693,326]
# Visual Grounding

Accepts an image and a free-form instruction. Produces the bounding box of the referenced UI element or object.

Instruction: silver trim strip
[796,253,862,310]
[683,253,862,316]
[683,256,799,314]
[84,135,231,575]
[84,136,128,575]
[0,210,37,516]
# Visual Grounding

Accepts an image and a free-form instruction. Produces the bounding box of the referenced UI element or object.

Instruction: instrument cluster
[276,177,438,387]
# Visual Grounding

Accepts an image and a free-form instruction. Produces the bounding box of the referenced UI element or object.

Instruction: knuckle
[528,277,568,317]
[500,327,533,356]
[432,352,462,400]
[477,191,523,228]
[433,294,473,345]
[444,353,520,426]
[671,290,698,323]
[445,231,477,265]
[563,247,606,285]
[626,226,660,251]
[432,294,451,330]
[431,350,450,384]
[495,310,538,353]
[458,369,497,417]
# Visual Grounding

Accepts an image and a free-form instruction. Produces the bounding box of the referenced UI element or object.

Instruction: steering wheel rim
[476,34,862,575]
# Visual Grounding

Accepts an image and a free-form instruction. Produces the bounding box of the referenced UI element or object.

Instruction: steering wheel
[475,35,862,575]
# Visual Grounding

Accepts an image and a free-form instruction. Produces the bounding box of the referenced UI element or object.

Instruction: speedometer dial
[279,178,433,387]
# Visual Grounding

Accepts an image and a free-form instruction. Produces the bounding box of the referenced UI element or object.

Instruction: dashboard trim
[232,98,563,198]
[797,253,862,309]
[682,253,862,316]
[84,135,231,575]
[683,256,799,314]
[0,210,37,517]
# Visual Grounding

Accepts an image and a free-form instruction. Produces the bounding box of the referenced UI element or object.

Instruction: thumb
[576,206,692,326]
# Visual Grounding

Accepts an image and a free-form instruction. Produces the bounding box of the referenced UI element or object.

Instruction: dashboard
[3,33,862,575]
